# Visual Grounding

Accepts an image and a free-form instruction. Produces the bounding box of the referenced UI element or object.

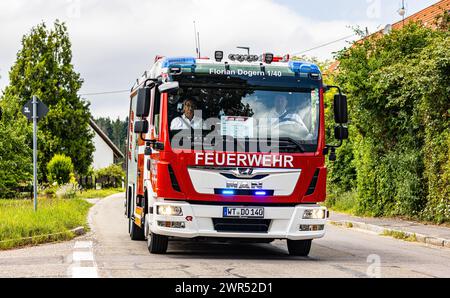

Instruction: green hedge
[330,21,449,222]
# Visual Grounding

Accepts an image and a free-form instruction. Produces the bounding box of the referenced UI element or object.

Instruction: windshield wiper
[278,137,306,153]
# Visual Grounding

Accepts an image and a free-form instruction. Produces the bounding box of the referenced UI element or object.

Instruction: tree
[0,94,33,198]
[3,20,94,178]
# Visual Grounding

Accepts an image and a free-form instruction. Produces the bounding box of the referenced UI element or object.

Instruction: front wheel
[147,233,169,254]
[287,239,312,256]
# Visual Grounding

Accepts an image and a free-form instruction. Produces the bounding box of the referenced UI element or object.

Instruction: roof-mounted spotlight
[228,54,236,61]
[215,51,224,62]
[262,53,274,64]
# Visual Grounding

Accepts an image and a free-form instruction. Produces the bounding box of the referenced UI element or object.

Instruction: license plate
[223,207,265,218]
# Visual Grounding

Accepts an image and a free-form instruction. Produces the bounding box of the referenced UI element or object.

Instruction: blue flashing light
[222,190,235,195]
[288,61,320,73]
[162,57,196,68]
[254,191,267,196]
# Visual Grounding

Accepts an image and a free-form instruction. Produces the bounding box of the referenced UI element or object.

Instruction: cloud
[0,0,376,119]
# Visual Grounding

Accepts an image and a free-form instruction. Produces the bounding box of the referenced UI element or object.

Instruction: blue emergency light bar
[162,57,196,68]
[288,61,320,73]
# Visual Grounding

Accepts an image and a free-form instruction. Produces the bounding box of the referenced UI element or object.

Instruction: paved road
[1,193,450,278]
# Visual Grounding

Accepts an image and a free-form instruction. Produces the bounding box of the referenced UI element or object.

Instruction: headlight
[303,209,326,219]
[157,205,183,216]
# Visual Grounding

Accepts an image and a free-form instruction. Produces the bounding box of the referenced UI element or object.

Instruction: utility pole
[398,0,406,26]
[32,95,38,211]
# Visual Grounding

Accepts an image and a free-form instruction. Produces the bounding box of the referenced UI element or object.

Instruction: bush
[95,164,124,188]
[47,154,74,185]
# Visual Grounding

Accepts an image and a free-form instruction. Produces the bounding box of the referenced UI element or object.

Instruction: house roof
[89,118,125,159]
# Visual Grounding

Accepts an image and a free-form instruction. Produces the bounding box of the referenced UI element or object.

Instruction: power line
[78,34,357,97]
[78,89,129,96]
[291,34,356,56]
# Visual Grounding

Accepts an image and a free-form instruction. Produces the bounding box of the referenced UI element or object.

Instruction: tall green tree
[0,94,33,198]
[3,20,94,178]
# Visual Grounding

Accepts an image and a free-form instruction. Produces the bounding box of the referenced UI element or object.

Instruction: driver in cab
[170,99,204,130]
[269,94,310,138]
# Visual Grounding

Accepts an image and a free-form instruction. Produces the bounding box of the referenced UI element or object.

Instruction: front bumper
[149,201,327,241]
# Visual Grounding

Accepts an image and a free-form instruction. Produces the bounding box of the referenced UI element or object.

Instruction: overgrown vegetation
[326,20,449,223]
[381,230,417,242]
[324,191,358,215]
[0,198,92,250]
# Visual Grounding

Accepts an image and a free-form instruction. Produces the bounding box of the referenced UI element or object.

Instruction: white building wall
[92,130,115,170]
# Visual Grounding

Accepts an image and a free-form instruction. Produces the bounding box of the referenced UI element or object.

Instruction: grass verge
[76,188,124,199]
[324,191,358,215]
[0,198,92,250]
[381,230,417,242]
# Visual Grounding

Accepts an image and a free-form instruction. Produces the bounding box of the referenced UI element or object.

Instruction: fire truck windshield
[168,87,320,153]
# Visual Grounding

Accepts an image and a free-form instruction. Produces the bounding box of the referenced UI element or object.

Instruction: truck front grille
[212,218,271,233]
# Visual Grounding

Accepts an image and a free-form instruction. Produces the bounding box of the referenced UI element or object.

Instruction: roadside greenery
[95,164,125,188]
[47,154,74,185]
[327,20,449,223]
[0,97,32,198]
[76,188,124,199]
[2,20,94,180]
[0,198,91,250]
[0,187,124,250]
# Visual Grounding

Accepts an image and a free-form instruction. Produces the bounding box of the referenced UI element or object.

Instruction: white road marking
[73,251,94,261]
[70,241,98,278]
[74,241,93,249]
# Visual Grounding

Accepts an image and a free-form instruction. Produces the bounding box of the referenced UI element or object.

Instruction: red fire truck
[125,52,348,256]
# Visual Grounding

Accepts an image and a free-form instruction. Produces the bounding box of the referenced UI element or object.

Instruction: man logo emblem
[237,168,253,176]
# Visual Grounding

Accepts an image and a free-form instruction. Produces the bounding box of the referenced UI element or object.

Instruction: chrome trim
[188,166,301,178]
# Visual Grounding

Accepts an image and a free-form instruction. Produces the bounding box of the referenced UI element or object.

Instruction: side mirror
[134,120,149,134]
[158,81,179,94]
[334,126,349,140]
[334,94,348,124]
[136,87,151,117]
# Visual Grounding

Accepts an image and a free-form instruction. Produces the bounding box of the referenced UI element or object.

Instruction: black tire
[129,217,145,241]
[287,239,312,256]
[147,233,168,254]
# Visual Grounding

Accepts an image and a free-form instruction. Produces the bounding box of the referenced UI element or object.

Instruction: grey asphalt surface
[1,192,450,278]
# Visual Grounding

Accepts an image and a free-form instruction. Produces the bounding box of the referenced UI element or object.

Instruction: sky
[0,0,439,119]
